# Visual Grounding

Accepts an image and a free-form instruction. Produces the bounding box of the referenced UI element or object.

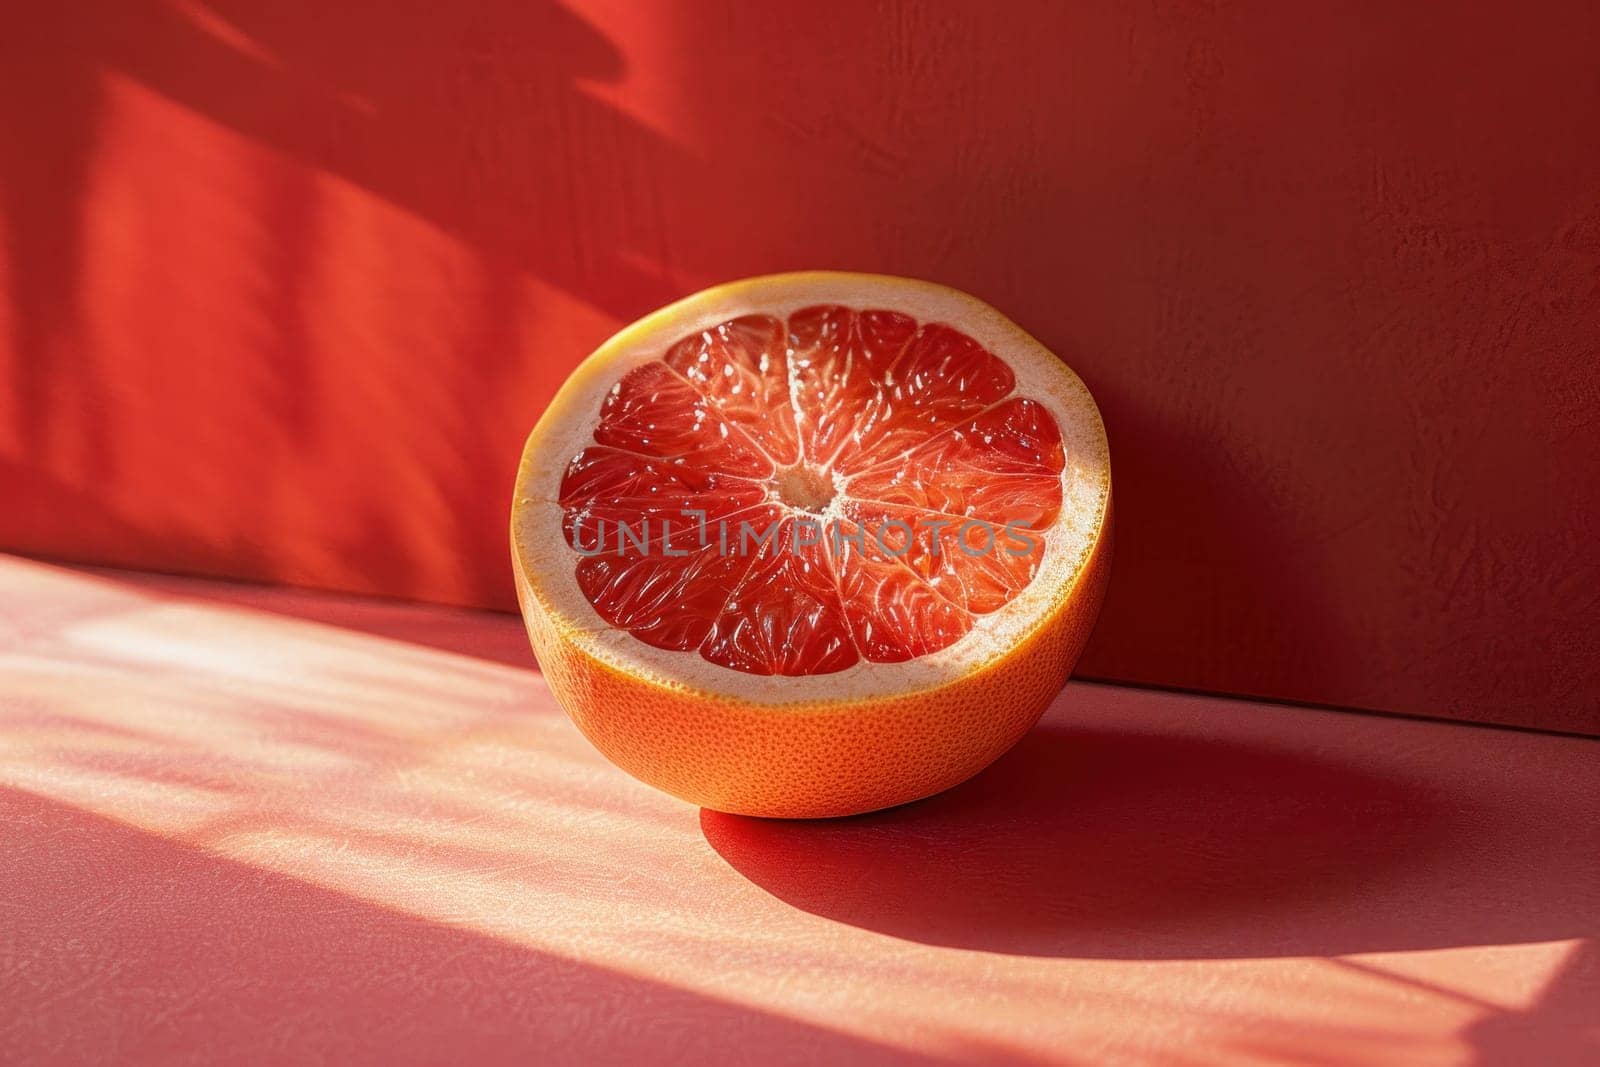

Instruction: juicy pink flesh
[558,307,1066,676]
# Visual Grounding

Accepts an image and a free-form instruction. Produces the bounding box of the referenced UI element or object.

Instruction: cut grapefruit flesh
[513,273,1110,817]
[564,315,1061,674]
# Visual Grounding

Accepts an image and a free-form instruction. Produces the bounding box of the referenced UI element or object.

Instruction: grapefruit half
[512,272,1110,818]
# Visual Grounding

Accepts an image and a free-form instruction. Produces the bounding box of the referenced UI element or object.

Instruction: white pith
[512,273,1110,705]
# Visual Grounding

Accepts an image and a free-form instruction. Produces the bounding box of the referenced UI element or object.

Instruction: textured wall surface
[2,2,1596,731]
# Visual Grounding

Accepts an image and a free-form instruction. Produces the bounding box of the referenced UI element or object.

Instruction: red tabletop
[1,557,1594,1064]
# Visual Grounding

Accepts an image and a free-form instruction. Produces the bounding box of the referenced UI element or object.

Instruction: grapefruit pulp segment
[554,304,1069,676]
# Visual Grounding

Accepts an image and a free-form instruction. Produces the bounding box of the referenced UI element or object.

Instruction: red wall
[3,1,1596,733]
